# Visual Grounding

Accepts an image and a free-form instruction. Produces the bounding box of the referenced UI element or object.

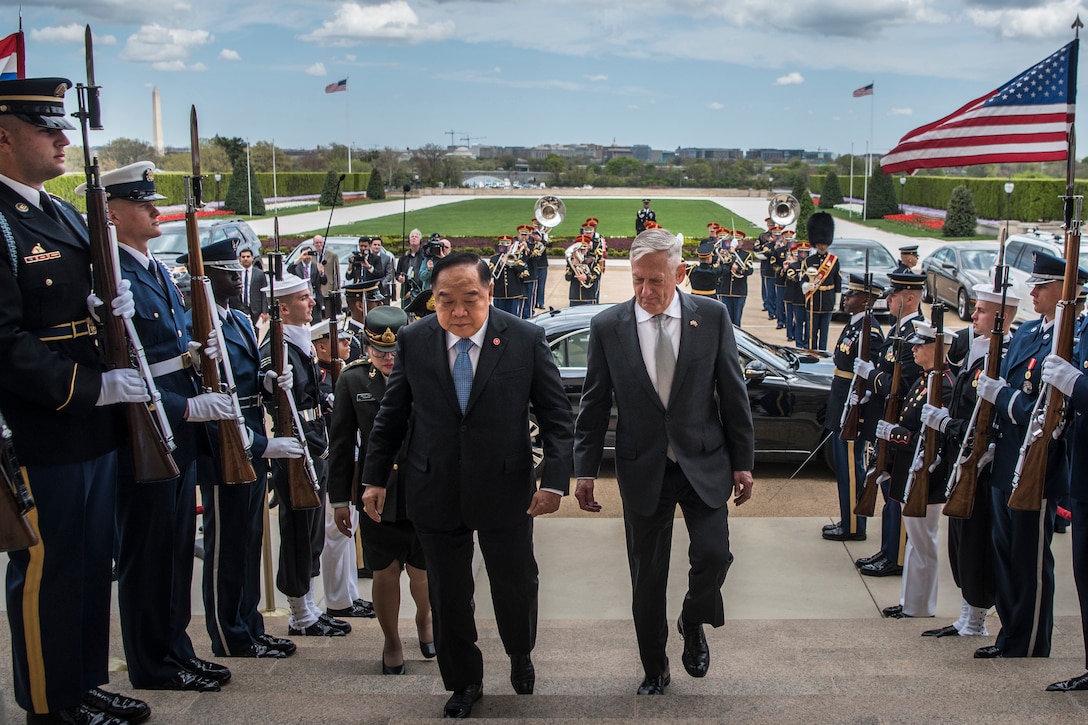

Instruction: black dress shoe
[288,619,348,637]
[1047,672,1088,691]
[443,684,482,718]
[27,704,128,725]
[256,632,297,655]
[145,669,221,692]
[327,600,375,618]
[922,625,961,638]
[974,645,1002,659]
[185,657,231,684]
[822,525,866,541]
[82,687,151,723]
[510,654,535,694]
[678,617,710,678]
[822,521,843,533]
[636,670,671,695]
[318,612,352,633]
[227,643,287,659]
[420,640,437,659]
[860,559,902,577]
[855,552,884,568]
[382,659,406,675]
[882,604,903,617]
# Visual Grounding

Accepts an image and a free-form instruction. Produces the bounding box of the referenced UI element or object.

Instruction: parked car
[149,218,260,308]
[528,304,838,472]
[284,235,361,288]
[921,242,1000,320]
[989,229,1088,325]
[831,238,896,318]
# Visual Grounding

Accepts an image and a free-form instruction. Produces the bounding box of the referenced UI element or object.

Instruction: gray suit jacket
[574,292,754,517]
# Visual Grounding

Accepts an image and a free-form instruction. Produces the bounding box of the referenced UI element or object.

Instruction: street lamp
[1004,179,1015,238]
[899,175,906,213]
[214,173,221,209]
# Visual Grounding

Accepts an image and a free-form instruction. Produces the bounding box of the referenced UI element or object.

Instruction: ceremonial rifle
[77,25,178,482]
[945,229,1010,518]
[903,304,946,517]
[185,106,256,484]
[268,241,321,509]
[840,250,872,440]
[0,409,36,552]
[326,291,343,386]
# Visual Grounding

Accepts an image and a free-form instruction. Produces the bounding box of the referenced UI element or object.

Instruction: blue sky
[9,0,1088,156]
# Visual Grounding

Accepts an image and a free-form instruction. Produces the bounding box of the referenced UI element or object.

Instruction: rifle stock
[0,411,36,552]
[840,311,871,440]
[904,305,946,517]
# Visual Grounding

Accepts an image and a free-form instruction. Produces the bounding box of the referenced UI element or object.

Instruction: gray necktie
[655,313,674,406]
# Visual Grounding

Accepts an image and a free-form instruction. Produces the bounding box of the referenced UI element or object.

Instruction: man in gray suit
[574,227,755,695]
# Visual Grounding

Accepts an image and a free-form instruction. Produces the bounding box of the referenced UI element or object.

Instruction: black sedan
[831,238,897,318]
[529,304,837,471]
[921,242,999,320]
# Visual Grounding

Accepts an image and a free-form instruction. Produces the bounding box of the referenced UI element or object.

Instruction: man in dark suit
[290,243,326,322]
[360,252,574,718]
[573,227,755,696]
[234,247,267,325]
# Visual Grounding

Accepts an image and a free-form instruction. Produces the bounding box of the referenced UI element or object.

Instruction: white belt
[237,394,261,410]
[299,406,323,422]
[148,352,192,378]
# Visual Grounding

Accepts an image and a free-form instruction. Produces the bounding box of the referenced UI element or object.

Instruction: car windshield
[961,249,997,270]
[148,227,199,256]
[835,244,896,268]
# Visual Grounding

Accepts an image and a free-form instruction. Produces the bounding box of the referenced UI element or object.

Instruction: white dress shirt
[634,292,681,397]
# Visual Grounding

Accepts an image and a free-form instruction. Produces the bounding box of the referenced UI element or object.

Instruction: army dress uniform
[716,243,755,327]
[566,235,600,306]
[772,233,793,329]
[635,200,655,234]
[489,239,529,317]
[687,242,723,301]
[894,245,919,275]
[784,248,809,346]
[800,256,840,352]
[754,227,778,318]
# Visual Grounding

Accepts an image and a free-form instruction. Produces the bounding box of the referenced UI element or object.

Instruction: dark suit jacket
[289,260,326,319]
[360,308,574,532]
[231,265,267,323]
[574,292,755,517]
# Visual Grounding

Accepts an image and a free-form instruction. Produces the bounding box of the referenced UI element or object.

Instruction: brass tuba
[534,195,566,228]
[768,193,800,229]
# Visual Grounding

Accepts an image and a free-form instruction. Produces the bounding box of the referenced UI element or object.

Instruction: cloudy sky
[10,0,1088,156]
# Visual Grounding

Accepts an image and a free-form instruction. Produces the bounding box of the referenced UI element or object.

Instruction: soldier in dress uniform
[81,161,236,693]
[852,271,927,577]
[179,237,304,661]
[514,225,538,318]
[583,217,606,302]
[489,236,529,317]
[894,245,920,274]
[0,77,152,724]
[800,212,840,351]
[918,283,1018,639]
[973,252,1086,659]
[686,241,723,299]
[635,199,656,234]
[754,218,779,319]
[875,320,955,620]
[773,230,793,330]
[342,278,382,363]
[822,274,884,543]
[529,223,550,311]
[566,234,601,306]
[716,231,755,326]
[784,241,810,346]
[329,306,435,675]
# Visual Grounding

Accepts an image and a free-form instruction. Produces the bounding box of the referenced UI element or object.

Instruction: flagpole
[866,82,874,218]
[346,77,351,174]
[849,142,855,218]
[272,138,278,201]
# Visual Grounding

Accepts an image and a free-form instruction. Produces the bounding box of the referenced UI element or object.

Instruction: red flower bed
[883,213,943,232]
[157,209,238,223]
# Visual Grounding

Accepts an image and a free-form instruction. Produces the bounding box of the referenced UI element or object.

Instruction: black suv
[149,218,261,307]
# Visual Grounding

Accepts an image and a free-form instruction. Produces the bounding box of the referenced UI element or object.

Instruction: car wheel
[957,288,971,320]
[921,277,933,304]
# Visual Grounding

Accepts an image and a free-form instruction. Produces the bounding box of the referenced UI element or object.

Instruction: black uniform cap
[0,77,75,130]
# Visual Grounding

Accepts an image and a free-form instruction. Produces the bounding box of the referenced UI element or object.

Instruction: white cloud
[300,0,455,46]
[708,101,724,110]
[774,72,804,86]
[151,60,207,72]
[966,1,1082,39]
[889,107,913,115]
[586,74,608,82]
[306,62,327,76]
[31,24,116,45]
[121,24,213,68]
[220,49,241,61]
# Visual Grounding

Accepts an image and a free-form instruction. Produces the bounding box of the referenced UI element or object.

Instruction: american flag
[882,40,1078,174]
[853,83,873,98]
[324,78,348,94]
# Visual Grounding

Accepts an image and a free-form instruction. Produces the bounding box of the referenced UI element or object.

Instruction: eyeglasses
[368,349,396,360]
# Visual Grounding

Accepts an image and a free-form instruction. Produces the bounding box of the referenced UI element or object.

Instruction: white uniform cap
[262,272,309,298]
[972,283,1021,307]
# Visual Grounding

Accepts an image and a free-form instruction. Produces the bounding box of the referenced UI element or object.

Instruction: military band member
[0,77,151,724]
[822,274,884,542]
[489,235,530,317]
[635,198,656,234]
[800,212,840,351]
[773,230,793,330]
[973,252,1085,659]
[529,224,550,310]
[716,232,755,326]
[516,224,539,318]
[686,242,723,299]
[852,271,927,577]
[566,234,600,306]
[755,219,779,319]
[784,242,810,346]
[875,321,955,620]
[180,238,304,661]
[894,245,920,274]
[918,284,1018,639]
[583,217,606,302]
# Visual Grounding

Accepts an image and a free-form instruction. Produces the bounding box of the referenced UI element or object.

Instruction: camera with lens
[422,232,444,259]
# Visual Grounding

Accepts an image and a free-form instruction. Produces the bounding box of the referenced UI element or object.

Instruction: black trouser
[270,457,327,597]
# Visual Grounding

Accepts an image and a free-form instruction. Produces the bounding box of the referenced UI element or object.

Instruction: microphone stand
[319,173,346,265]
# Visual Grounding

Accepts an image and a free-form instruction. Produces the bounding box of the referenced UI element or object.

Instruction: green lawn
[826,208,991,241]
[326,198,766,241]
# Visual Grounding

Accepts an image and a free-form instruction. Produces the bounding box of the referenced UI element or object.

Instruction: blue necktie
[453,338,473,413]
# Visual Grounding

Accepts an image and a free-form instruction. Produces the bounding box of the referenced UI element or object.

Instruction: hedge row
[46,171,372,214]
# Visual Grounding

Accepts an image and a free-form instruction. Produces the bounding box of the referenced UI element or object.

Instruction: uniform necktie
[453,338,474,413]
[149,259,168,295]
[654,313,675,407]
[39,191,59,222]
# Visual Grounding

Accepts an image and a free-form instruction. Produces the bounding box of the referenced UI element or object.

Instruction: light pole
[1004,179,1015,238]
[214,173,221,209]
[899,175,906,213]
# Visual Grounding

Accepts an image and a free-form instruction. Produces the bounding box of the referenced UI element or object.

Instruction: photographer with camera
[396,229,425,305]
[418,234,451,291]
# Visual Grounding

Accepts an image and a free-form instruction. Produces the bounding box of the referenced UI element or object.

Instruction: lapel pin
[492,337,500,346]
[689,320,698,328]
[15,202,28,213]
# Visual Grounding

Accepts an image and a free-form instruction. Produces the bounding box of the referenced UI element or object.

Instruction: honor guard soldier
[852,271,927,577]
[784,240,810,345]
[635,198,656,234]
[328,306,435,675]
[179,237,304,661]
[686,241,723,298]
[800,212,840,351]
[894,245,920,274]
[773,229,793,330]
[566,234,601,306]
[875,320,955,620]
[489,235,530,317]
[919,283,1018,639]
[823,274,884,542]
[974,252,1087,659]
[716,231,755,326]
[80,161,237,693]
[516,224,540,318]
[755,218,779,319]
[342,278,382,362]
[0,77,152,724]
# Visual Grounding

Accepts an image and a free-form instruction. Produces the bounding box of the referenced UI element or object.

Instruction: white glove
[202,328,222,363]
[263,437,304,459]
[853,358,875,380]
[848,388,871,408]
[921,403,951,433]
[875,420,895,441]
[978,443,995,469]
[263,365,294,394]
[976,374,1007,404]
[802,282,813,295]
[1041,354,1082,397]
[927,454,943,473]
[186,392,235,422]
[187,341,204,376]
[86,278,135,321]
[325,393,335,410]
[96,368,149,406]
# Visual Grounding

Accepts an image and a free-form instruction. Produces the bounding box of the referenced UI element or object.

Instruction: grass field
[326,198,766,241]
[825,208,990,241]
